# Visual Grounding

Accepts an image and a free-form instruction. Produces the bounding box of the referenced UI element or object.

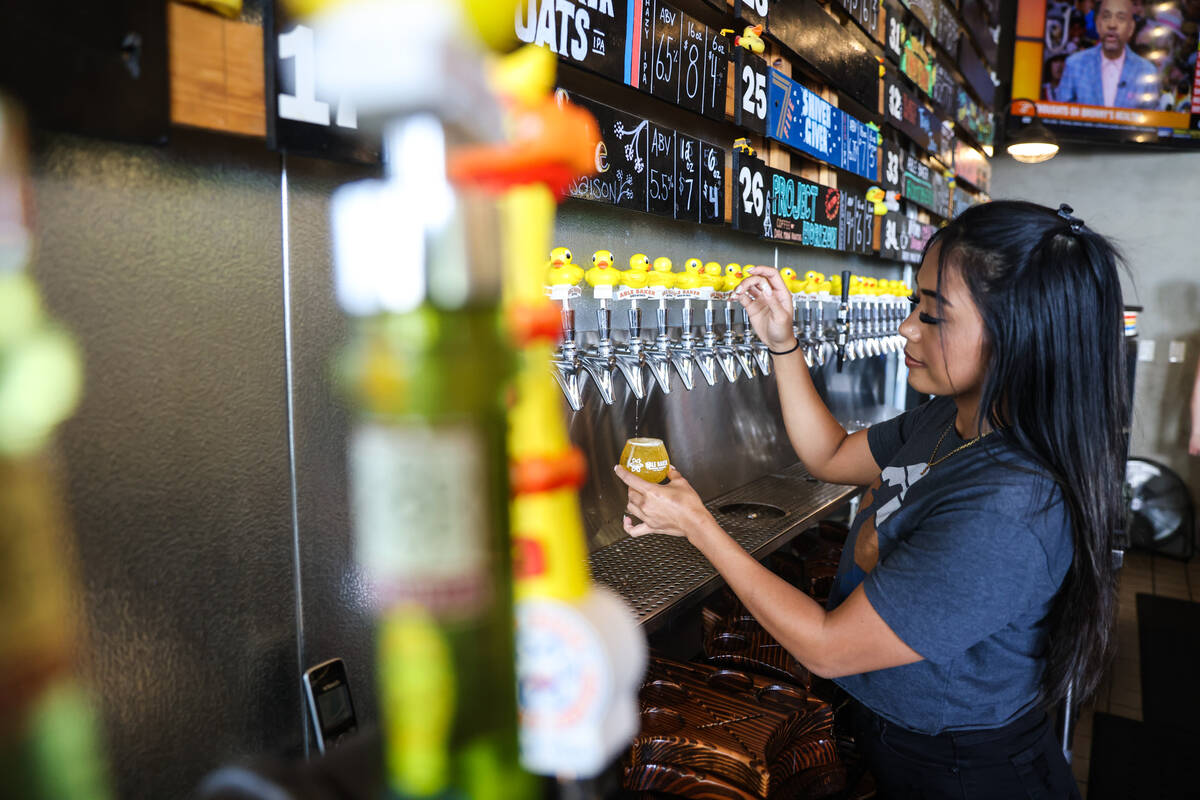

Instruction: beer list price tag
[732,150,772,238]
[735,50,770,135]
[700,143,725,224]
[839,192,875,254]
[265,3,381,163]
[883,1,906,65]
[881,140,904,194]
[515,0,628,84]
[832,0,882,40]
[627,1,729,122]
[733,150,846,251]
[880,211,935,262]
[885,71,935,152]
[647,124,677,217]
[900,152,935,212]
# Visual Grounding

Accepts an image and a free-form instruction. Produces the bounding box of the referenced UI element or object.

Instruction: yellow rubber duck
[779,267,803,293]
[721,24,765,54]
[545,246,583,286]
[622,253,651,288]
[674,258,704,290]
[699,261,724,290]
[647,256,675,289]
[585,249,621,287]
[721,264,744,293]
[804,270,824,283]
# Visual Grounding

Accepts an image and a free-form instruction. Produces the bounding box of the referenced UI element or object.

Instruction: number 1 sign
[265,1,381,163]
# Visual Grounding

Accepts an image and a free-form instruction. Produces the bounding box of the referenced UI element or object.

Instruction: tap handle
[723,303,735,329]
[656,305,669,338]
[596,306,611,342]
[704,304,715,332]
[562,308,576,343]
[835,270,851,371]
[627,306,642,339]
[680,303,693,331]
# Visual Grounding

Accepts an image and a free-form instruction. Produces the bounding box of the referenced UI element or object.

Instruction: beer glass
[620,437,670,484]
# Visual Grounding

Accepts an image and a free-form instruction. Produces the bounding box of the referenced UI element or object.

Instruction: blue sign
[766,69,878,181]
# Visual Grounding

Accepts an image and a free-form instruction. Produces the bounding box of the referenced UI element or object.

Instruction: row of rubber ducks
[545,248,909,297]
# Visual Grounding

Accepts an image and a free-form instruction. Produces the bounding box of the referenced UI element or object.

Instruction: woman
[615,201,1127,798]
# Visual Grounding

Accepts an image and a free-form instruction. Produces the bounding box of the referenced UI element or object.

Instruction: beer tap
[798,283,817,368]
[743,303,771,376]
[611,254,651,400]
[667,258,707,391]
[579,250,621,405]
[712,263,743,383]
[644,257,676,394]
[835,269,852,371]
[546,248,588,410]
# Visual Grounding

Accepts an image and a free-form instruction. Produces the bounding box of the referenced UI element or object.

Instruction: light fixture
[1005,98,1059,164]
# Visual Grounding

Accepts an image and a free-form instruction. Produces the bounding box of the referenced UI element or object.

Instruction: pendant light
[1006,98,1059,164]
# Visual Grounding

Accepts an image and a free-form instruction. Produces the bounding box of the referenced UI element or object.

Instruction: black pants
[849,701,1082,799]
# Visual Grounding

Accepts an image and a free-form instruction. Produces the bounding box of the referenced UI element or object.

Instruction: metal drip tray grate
[589,463,857,632]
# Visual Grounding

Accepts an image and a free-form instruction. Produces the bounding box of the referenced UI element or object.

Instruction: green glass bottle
[334,115,536,800]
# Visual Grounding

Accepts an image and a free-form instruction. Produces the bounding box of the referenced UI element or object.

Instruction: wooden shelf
[168,2,266,137]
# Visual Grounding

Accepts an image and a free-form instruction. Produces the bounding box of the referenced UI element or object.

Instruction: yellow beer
[620,437,670,484]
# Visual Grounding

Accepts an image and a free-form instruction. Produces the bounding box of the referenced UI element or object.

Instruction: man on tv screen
[1055,0,1159,108]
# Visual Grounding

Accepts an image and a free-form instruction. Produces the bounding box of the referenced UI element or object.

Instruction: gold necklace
[921,421,991,475]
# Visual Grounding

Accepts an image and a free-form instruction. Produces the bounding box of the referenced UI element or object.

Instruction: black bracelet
[767,338,801,356]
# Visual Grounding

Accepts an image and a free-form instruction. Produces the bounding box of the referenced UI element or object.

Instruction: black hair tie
[1056,203,1085,233]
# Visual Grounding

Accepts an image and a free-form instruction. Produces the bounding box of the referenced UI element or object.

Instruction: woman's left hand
[613,465,712,539]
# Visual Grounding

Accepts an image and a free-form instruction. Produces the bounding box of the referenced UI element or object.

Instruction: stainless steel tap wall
[25,128,903,798]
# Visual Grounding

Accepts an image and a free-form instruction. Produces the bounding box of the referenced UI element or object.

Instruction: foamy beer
[620,437,670,484]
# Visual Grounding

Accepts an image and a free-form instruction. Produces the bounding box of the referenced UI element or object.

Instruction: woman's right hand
[733,266,797,349]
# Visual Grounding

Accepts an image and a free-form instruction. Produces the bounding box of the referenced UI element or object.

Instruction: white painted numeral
[278,25,358,129]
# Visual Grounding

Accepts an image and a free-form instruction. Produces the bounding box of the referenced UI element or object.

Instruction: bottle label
[350,423,491,618]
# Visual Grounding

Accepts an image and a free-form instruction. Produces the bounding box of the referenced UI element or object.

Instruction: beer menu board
[515,0,628,83]
[957,37,995,109]
[839,192,876,254]
[953,140,991,193]
[881,140,904,194]
[900,152,934,212]
[734,50,770,135]
[883,1,906,64]
[960,0,998,67]
[628,1,729,121]
[767,69,879,182]
[933,2,962,55]
[563,92,725,224]
[884,71,936,151]
[832,0,882,41]
[931,63,958,117]
[880,212,937,263]
[732,151,858,252]
[956,88,994,148]
[901,29,936,97]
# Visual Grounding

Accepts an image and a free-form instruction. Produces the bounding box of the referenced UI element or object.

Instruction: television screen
[1010,0,1200,145]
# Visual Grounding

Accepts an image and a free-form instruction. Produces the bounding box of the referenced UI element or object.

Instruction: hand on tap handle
[731,266,799,351]
[613,464,711,539]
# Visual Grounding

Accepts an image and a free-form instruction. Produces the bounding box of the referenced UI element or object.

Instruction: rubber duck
[699,261,724,290]
[720,24,764,54]
[733,137,757,158]
[647,256,675,289]
[585,249,621,287]
[674,259,704,290]
[545,246,583,285]
[622,253,651,288]
[721,264,744,293]
[779,268,802,293]
[804,270,824,284]
[866,187,889,216]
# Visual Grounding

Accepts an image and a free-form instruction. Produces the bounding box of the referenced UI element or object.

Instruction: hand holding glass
[620,437,670,484]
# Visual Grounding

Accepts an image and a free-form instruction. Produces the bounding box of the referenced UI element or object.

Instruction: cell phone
[302,658,358,755]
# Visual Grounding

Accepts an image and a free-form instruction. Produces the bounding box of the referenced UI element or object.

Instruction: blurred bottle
[334,114,536,800]
[0,96,111,798]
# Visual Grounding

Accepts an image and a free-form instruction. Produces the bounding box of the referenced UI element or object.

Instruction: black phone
[302,658,358,755]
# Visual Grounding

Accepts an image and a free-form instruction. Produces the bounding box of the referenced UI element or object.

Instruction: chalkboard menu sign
[953,140,991,192]
[768,0,879,110]
[900,152,934,211]
[266,3,381,163]
[934,1,962,55]
[933,116,955,169]
[931,62,958,116]
[880,212,936,262]
[700,143,725,224]
[961,0,999,66]
[901,0,937,32]
[564,92,726,223]
[839,192,876,254]
[930,168,951,218]
[956,89,995,148]
[767,69,879,181]
[958,38,996,109]
[901,30,936,97]
[832,0,882,41]
[884,72,935,151]
[881,140,904,193]
[629,3,729,120]
[735,50,770,134]
[952,184,987,218]
[515,0,628,84]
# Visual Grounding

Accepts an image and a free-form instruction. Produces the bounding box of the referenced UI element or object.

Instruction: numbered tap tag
[617,287,653,300]
[265,6,381,164]
[546,285,582,300]
[734,50,769,135]
[592,285,615,300]
[673,288,706,300]
[710,290,731,302]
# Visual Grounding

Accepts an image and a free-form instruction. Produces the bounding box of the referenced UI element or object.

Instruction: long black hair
[925,200,1128,705]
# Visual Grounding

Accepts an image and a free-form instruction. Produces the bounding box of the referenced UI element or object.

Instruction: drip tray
[717,502,786,522]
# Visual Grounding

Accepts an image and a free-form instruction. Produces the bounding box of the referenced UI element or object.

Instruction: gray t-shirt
[829,396,1073,734]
